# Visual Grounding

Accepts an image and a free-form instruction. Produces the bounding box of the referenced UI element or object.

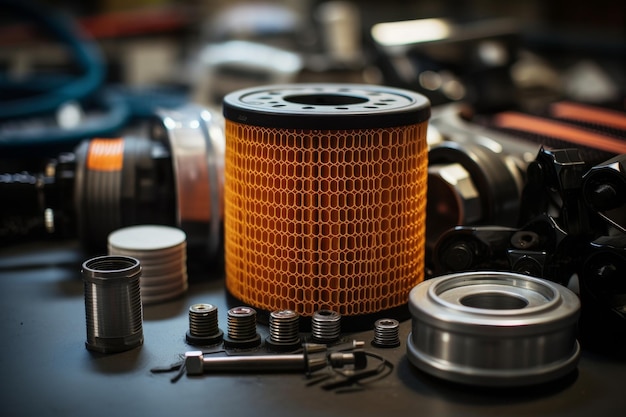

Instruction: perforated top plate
[223,84,430,129]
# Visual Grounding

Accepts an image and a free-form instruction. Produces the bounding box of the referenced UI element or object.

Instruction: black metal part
[434,225,517,273]
[579,234,626,356]
[1,135,176,250]
[520,147,591,234]
[186,330,224,347]
[265,336,303,353]
[582,153,626,231]
[432,147,626,354]
[0,154,76,244]
[327,351,368,370]
[223,334,262,350]
[74,136,175,251]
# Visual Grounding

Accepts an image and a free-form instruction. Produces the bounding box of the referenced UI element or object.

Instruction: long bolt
[184,349,367,376]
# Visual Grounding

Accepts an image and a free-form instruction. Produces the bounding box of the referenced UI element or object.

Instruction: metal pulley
[406,271,580,386]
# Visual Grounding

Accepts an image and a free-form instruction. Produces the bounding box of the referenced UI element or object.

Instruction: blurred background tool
[0,104,225,261]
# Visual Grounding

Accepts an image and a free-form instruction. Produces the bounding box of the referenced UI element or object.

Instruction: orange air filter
[222,84,430,320]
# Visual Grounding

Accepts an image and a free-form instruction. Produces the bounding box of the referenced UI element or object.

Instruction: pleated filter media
[222,84,430,318]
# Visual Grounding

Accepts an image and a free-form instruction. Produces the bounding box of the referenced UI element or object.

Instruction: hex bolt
[372,318,401,348]
[266,309,302,352]
[223,306,261,349]
[186,303,224,346]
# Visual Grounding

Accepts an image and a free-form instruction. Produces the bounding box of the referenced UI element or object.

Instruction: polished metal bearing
[407,271,580,386]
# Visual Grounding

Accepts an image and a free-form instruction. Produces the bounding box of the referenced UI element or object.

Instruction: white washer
[108,225,188,304]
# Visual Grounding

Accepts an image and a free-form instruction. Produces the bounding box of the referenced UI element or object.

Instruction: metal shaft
[201,354,308,372]
[185,351,328,375]
[184,347,366,376]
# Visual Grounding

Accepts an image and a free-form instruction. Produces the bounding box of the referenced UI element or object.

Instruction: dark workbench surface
[1,240,624,417]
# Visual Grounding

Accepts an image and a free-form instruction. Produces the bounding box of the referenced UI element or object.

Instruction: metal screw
[266,309,301,352]
[186,303,223,346]
[311,309,341,344]
[372,318,401,348]
[223,306,261,349]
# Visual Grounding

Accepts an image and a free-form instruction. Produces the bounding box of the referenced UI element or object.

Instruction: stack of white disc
[108,225,188,304]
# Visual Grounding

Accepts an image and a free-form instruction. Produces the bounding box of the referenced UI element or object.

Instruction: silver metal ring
[407,271,580,386]
[157,104,225,258]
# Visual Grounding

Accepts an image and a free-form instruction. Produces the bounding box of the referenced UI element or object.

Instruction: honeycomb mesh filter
[223,84,430,317]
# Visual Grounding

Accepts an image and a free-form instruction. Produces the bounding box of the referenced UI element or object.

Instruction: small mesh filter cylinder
[223,84,430,318]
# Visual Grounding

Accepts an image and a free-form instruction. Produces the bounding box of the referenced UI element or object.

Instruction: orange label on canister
[86,138,124,171]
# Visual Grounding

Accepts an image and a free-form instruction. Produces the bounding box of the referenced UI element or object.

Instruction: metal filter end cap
[406,271,581,386]
[223,83,431,130]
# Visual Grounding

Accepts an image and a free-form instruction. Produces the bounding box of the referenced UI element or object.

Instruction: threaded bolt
[223,306,261,349]
[266,310,301,352]
[311,309,341,344]
[186,303,223,346]
[372,318,401,348]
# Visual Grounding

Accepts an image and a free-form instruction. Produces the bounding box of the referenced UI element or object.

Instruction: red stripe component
[493,111,626,154]
[550,101,626,130]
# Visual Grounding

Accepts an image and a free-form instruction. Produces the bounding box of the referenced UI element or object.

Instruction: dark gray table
[1,240,624,417]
